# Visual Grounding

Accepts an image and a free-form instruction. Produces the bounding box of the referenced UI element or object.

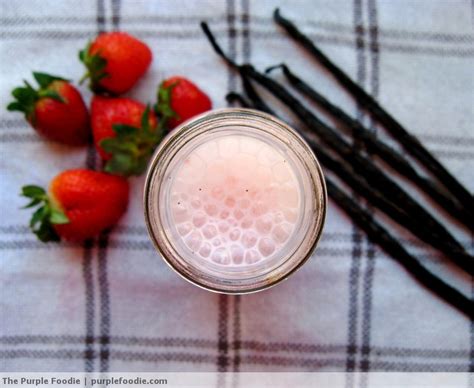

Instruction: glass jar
[144,108,326,294]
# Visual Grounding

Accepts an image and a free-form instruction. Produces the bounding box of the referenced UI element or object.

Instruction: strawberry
[91,95,161,176]
[156,76,212,130]
[79,32,152,95]
[7,72,89,145]
[21,169,129,242]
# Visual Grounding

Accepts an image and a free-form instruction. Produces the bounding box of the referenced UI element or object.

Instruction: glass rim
[144,108,327,294]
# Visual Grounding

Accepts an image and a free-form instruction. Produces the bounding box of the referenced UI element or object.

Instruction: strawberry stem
[78,41,108,93]
[100,106,163,177]
[7,72,68,124]
[21,185,69,242]
[155,81,179,131]
[78,72,90,85]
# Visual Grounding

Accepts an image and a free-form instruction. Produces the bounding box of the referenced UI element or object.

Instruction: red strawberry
[156,76,212,129]
[21,169,129,242]
[91,95,161,176]
[79,32,152,95]
[7,72,89,145]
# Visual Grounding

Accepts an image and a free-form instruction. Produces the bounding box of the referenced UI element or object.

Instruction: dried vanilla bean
[274,8,474,210]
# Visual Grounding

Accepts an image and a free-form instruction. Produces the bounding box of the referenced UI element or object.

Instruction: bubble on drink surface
[230,245,244,264]
[229,229,241,241]
[256,215,272,234]
[202,224,217,239]
[169,135,302,267]
[177,222,192,237]
[192,212,207,228]
[211,187,224,200]
[218,221,230,233]
[204,203,218,216]
[234,209,244,220]
[272,223,292,244]
[199,242,212,258]
[172,202,188,223]
[251,201,268,217]
[212,247,230,264]
[185,231,202,252]
[225,197,236,208]
[273,211,285,224]
[258,238,275,257]
[245,250,260,264]
[241,218,253,229]
[242,230,258,248]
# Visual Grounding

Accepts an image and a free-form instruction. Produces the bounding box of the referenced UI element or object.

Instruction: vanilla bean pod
[200,21,473,276]
[231,93,474,319]
[230,88,473,318]
[232,79,473,275]
[325,178,473,319]
[226,92,252,108]
[240,68,275,114]
[274,8,473,209]
[314,145,473,275]
[241,65,473,272]
[265,63,472,230]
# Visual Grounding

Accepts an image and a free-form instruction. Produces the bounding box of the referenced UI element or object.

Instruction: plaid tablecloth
[1,0,473,382]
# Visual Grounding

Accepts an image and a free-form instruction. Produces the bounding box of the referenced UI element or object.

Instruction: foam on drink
[169,134,300,266]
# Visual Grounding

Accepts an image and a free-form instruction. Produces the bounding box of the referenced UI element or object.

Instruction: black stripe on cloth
[81,0,106,373]
[0,350,216,364]
[95,0,116,373]
[359,0,379,376]
[0,349,471,371]
[1,15,472,44]
[242,0,250,61]
[0,119,25,128]
[217,294,229,374]
[0,335,471,359]
[97,0,106,34]
[82,239,95,373]
[232,296,241,371]
[98,231,111,372]
[0,240,470,266]
[0,30,472,58]
[112,0,121,31]
[345,0,366,378]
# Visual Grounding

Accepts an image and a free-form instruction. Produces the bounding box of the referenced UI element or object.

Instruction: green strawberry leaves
[79,42,108,93]
[21,185,69,243]
[7,72,67,123]
[101,106,163,177]
[7,81,37,119]
[155,81,179,131]
[33,72,68,89]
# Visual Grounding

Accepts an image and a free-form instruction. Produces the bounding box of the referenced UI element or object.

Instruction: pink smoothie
[169,134,300,266]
